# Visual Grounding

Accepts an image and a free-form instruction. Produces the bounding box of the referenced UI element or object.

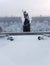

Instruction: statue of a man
[23,11,30,32]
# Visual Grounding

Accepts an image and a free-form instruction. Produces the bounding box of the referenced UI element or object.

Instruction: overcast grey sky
[0,0,50,17]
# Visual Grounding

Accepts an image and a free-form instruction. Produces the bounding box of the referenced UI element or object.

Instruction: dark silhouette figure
[23,11,30,32]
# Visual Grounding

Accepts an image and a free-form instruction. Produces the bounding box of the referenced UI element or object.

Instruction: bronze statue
[23,11,30,32]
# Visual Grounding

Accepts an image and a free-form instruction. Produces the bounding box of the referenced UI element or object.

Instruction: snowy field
[0,35,49,65]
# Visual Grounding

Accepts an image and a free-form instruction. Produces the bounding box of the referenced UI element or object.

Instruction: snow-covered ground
[0,35,49,65]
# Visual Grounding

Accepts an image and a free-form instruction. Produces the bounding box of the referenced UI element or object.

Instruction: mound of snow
[0,35,49,65]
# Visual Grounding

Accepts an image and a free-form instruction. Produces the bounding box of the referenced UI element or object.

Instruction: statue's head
[24,11,28,15]
[24,11,26,14]
[23,11,29,19]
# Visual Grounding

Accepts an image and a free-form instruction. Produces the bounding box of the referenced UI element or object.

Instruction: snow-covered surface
[0,35,49,65]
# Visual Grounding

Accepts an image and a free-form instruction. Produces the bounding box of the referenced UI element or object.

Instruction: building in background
[0,17,23,33]
[0,16,50,33]
[31,17,50,32]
